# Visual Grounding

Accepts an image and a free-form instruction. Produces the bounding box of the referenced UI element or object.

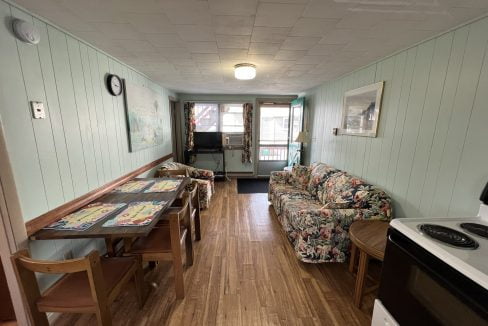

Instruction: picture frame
[340,81,384,137]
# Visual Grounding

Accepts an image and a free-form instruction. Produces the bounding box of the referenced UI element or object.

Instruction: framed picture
[340,81,384,137]
[124,81,165,152]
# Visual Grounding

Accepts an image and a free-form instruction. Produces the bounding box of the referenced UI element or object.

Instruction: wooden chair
[159,181,201,241]
[11,250,144,326]
[187,180,201,241]
[155,169,188,178]
[126,193,193,299]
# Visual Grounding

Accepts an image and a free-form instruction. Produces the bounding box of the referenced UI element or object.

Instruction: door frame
[255,101,292,177]
[169,96,180,162]
[0,124,30,325]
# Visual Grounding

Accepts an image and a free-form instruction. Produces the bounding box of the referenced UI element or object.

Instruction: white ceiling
[13,0,488,95]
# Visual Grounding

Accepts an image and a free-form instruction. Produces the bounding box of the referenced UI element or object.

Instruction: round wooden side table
[348,220,389,308]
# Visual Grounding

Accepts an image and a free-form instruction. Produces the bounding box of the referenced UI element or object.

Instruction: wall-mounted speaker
[12,18,40,45]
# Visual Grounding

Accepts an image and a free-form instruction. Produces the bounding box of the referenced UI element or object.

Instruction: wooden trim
[25,153,173,236]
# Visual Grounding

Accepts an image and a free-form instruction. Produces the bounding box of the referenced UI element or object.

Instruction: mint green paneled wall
[305,16,488,218]
[0,0,174,285]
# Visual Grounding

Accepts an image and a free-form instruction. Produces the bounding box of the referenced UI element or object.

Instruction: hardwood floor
[54,179,377,325]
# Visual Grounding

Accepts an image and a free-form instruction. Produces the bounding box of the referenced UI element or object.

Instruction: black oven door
[378,228,488,326]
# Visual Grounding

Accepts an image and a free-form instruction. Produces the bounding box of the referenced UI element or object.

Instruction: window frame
[194,102,220,132]
[193,102,245,134]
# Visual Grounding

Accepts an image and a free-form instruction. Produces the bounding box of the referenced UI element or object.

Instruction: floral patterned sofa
[155,162,214,210]
[269,163,392,263]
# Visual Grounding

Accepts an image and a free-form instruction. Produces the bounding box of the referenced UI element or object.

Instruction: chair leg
[194,209,201,241]
[185,230,194,267]
[353,251,369,308]
[95,303,113,326]
[133,260,146,308]
[170,218,185,299]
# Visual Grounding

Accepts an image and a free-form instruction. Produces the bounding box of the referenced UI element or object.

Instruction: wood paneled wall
[0,1,174,223]
[0,0,174,288]
[305,16,488,218]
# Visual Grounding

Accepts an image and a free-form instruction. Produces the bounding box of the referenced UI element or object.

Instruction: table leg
[349,243,357,273]
[354,251,369,308]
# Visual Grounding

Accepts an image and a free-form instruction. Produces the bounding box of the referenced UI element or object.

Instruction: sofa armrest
[270,171,291,185]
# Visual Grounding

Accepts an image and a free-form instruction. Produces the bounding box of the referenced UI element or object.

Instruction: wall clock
[107,74,123,96]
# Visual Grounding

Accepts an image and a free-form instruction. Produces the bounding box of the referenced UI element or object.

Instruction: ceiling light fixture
[234,63,256,80]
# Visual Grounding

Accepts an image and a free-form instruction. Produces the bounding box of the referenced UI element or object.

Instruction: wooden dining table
[30,177,191,255]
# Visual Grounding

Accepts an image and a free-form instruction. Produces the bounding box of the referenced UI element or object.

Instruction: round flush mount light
[234,63,256,80]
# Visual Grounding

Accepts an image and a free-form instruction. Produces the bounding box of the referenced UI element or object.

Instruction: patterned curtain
[241,103,253,163]
[184,102,196,151]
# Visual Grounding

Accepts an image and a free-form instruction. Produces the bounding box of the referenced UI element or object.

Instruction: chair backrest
[11,250,108,322]
[188,180,199,205]
[156,169,188,178]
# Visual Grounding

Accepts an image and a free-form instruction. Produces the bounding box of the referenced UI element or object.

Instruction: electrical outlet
[30,101,46,119]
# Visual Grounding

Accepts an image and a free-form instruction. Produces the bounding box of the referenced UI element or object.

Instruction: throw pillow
[291,165,311,190]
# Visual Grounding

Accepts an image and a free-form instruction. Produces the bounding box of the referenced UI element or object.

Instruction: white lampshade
[234,63,256,80]
[294,131,309,143]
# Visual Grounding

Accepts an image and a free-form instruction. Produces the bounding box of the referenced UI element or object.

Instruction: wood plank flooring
[54,179,376,325]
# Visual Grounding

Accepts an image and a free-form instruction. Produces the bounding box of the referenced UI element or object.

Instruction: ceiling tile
[218,49,249,60]
[251,27,290,43]
[216,35,250,49]
[249,43,281,55]
[93,22,141,39]
[187,42,219,54]
[16,0,488,94]
[255,3,306,28]
[274,50,307,61]
[290,18,339,37]
[213,15,254,36]
[308,44,345,56]
[125,13,174,34]
[208,0,258,15]
[302,0,351,19]
[281,36,321,50]
[176,25,216,42]
[192,53,221,62]
[145,34,186,48]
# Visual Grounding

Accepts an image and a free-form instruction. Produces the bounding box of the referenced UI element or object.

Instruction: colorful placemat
[112,180,154,193]
[102,201,167,227]
[144,179,182,193]
[45,203,126,231]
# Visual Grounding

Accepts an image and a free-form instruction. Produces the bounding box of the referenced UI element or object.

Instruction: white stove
[389,204,488,290]
[373,202,488,326]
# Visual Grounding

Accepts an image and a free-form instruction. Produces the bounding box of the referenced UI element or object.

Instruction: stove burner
[418,224,479,249]
[460,223,488,239]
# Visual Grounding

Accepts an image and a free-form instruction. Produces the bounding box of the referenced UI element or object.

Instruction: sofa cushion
[282,197,324,230]
[306,163,342,197]
[290,165,311,190]
[319,173,391,214]
[269,183,313,216]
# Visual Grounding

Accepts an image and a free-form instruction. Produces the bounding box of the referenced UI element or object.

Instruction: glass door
[257,104,290,176]
[287,98,304,166]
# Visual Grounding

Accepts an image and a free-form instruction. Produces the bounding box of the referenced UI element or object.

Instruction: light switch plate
[30,101,46,119]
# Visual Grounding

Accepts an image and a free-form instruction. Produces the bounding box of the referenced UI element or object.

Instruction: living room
[0,1,487,325]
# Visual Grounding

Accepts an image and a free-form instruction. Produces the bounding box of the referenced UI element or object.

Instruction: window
[195,103,219,132]
[221,104,244,133]
[259,105,290,161]
[194,102,244,133]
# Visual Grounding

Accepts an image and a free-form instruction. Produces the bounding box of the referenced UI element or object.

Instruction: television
[193,132,223,150]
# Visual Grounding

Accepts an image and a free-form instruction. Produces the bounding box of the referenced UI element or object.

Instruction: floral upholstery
[269,163,392,263]
[290,165,311,189]
[155,162,214,209]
